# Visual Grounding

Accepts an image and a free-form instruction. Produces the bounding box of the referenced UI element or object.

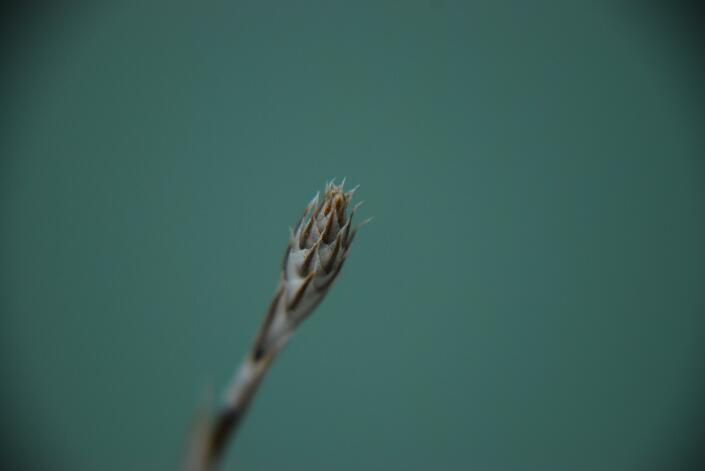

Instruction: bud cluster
[281,180,361,323]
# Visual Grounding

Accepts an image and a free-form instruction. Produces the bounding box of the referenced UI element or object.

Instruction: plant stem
[193,287,292,470]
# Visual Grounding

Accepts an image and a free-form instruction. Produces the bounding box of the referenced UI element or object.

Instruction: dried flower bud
[253,179,365,360]
[188,180,367,471]
[282,179,362,323]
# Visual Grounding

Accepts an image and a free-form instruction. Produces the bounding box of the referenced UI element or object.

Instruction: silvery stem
[203,286,293,469]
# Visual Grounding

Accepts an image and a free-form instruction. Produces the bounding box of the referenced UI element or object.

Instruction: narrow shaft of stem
[205,353,277,467]
[201,299,292,469]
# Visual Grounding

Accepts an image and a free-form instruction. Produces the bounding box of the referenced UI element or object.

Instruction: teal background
[2,1,704,470]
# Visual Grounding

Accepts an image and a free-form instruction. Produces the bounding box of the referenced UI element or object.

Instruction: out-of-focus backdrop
[2,1,704,470]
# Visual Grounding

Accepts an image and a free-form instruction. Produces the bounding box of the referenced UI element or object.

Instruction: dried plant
[186,179,367,470]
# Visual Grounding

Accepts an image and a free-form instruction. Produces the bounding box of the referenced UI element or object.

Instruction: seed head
[281,179,363,324]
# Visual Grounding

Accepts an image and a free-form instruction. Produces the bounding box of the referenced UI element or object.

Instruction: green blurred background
[2,1,704,470]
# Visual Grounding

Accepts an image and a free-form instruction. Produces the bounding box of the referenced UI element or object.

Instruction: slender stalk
[205,288,290,468]
[207,352,278,466]
[185,180,366,471]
